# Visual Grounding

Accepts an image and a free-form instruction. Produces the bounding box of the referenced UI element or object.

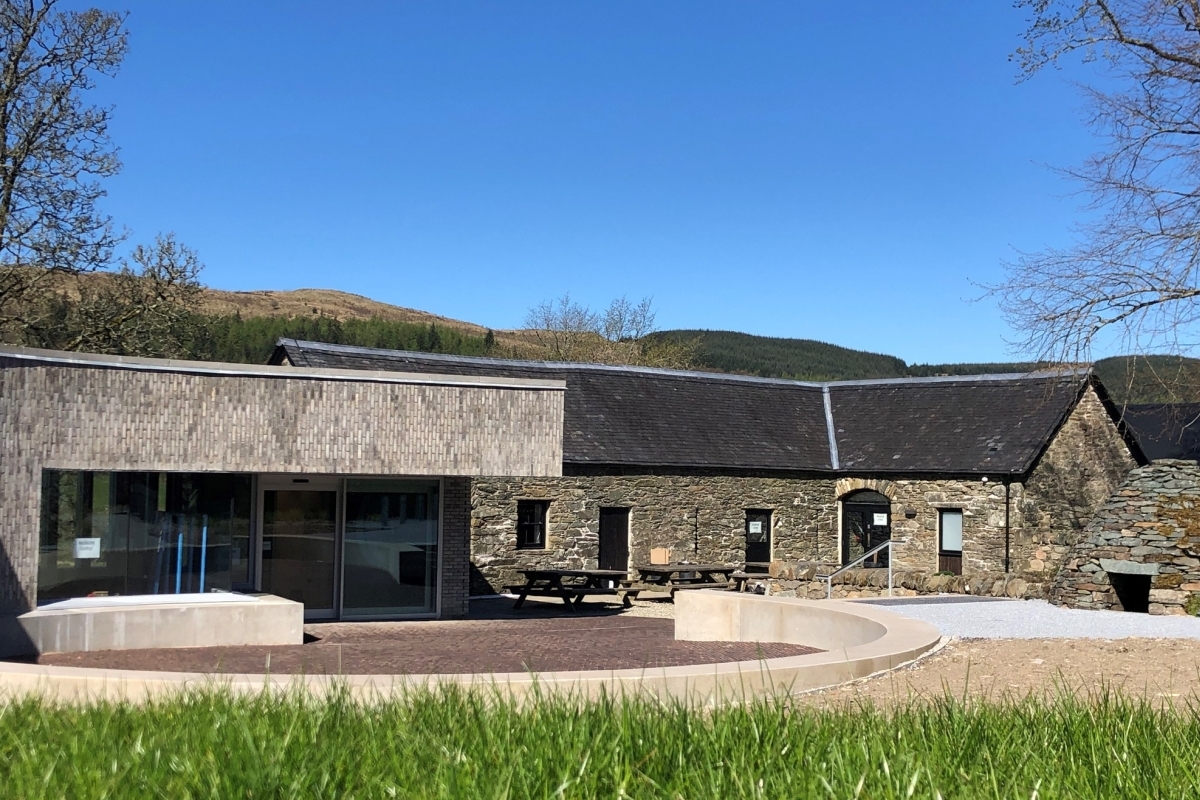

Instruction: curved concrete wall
[0,592,941,704]
[675,591,888,650]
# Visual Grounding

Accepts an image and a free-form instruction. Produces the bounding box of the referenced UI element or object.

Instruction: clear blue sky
[80,1,1103,364]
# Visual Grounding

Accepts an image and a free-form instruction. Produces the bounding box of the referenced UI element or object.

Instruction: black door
[841,493,890,568]
[745,510,772,564]
[598,507,630,572]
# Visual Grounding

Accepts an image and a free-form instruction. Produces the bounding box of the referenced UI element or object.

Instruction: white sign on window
[74,538,101,559]
[748,521,763,534]
[872,513,888,526]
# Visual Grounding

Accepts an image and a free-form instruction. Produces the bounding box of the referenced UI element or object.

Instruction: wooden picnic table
[507,568,632,612]
[625,563,735,598]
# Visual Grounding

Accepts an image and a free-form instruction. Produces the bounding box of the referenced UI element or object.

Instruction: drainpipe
[1004,479,1011,574]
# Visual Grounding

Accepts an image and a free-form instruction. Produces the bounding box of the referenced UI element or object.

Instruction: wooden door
[598,507,630,572]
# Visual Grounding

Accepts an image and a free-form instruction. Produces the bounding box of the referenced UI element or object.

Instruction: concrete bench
[0,593,303,657]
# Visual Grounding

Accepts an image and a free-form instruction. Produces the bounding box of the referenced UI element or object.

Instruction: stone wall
[469,384,1139,595]
[1016,385,1139,578]
[470,473,838,594]
[1051,460,1200,615]
[0,348,564,611]
[766,565,1044,600]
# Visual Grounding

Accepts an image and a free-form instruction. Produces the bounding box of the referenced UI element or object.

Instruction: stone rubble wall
[1051,460,1200,615]
[763,562,1044,601]
[470,474,838,595]
[1017,386,1139,578]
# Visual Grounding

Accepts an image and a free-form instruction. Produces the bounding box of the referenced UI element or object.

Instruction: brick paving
[32,613,819,675]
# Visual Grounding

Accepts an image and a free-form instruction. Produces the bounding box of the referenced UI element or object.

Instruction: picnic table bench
[730,562,772,592]
[507,568,633,612]
[621,563,736,599]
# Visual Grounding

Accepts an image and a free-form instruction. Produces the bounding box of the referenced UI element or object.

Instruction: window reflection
[343,479,439,617]
[38,470,252,604]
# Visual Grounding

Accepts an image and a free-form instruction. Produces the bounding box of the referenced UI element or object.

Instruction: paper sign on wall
[748,521,763,534]
[872,513,888,526]
[74,538,101,559]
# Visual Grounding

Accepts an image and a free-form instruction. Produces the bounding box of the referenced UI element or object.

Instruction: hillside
[653,329,1200,404]
[44,279,1199,404]
[191,296,1200,403]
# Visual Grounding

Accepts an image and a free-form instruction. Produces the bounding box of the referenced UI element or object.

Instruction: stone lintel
[1099,558,1160,576]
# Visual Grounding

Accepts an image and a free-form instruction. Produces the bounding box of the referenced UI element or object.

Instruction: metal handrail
[823,539,893,599]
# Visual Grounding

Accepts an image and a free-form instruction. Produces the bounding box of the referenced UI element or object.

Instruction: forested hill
[652,329,1200,404]
[650,329,1041,382]
[181,291,1200,404]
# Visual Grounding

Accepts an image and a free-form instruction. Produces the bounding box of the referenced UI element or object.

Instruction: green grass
[1,688,1197,798]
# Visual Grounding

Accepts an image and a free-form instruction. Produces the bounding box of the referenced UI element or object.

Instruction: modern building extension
[0,345,564,621]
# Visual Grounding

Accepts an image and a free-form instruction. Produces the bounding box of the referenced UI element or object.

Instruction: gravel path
[864,596,1200,639]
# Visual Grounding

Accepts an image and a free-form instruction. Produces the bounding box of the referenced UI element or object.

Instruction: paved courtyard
[27,598,818,675]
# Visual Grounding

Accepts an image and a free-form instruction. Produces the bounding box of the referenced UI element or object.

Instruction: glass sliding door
[260,485,338,619]
[342,479,440,618]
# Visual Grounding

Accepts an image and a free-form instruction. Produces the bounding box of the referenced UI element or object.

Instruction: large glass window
[38,470,252,605]
[342,479,440,617]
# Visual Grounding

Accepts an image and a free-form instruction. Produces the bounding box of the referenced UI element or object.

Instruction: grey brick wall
[0,350,564,611]
[440,478,472,618]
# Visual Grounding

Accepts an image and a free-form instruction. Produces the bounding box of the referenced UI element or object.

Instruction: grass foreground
[1,688,1197,799]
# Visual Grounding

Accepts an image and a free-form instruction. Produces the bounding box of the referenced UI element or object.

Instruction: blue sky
[81,1,1104,364]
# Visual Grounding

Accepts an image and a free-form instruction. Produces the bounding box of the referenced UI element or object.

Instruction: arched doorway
[841,490,890,567]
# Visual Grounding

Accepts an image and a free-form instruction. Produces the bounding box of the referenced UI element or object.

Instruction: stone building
[272,340,1144,595]
[1051,460,1200,615]
[0,345,564,620]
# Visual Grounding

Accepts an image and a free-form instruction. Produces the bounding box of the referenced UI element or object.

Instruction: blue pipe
[199,515,208,593]
[175,523,184,594]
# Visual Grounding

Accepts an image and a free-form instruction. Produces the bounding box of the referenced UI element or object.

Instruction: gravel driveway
[861,596,1200,639]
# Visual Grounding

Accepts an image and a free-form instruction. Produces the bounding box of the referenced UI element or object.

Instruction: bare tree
[523,294,695,368]
[73,234,206,357]
[995,2,1200,391]
[0,0,127,342]
[28,234,207,357]
[602,295,656,342]
[523,294,601,362]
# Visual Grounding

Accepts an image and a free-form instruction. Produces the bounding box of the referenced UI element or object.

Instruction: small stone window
[516,500,549,549]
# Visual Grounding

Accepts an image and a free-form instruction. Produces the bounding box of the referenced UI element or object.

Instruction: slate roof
[1120,404,1200,462]
[272,339,1110,475]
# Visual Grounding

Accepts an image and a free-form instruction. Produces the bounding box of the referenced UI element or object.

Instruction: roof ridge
[277,339,1089,389]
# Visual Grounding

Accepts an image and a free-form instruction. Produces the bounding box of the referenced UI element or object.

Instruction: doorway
[841,490,890,567]
[598,507,630,572]
[259,477,339,620]
[1110,572,1151,613]
[745,509,772,565]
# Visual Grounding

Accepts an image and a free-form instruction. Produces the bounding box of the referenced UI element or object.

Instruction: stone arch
[835,478,898,501]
